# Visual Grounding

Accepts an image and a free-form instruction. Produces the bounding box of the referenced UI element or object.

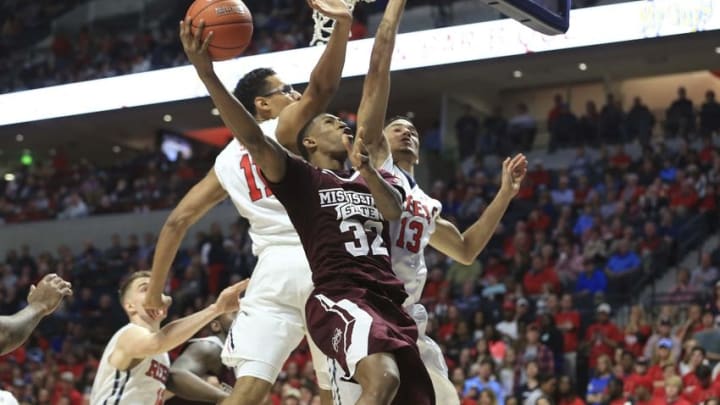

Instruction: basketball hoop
[310,0,376,46]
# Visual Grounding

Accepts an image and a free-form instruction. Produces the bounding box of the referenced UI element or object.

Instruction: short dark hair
[233,68,276,117]
[384,115,414,128]
[118,270,152,302]
[296,115,317,160]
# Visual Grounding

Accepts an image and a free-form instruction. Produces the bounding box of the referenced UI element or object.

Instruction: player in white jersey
[167,313,237,404]
[0,274,72,404]
[90,271,247,404]
[143,1,353,403]
[363,117,527,404]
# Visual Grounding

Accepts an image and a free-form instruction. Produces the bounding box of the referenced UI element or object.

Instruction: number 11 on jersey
[240,154,273,202]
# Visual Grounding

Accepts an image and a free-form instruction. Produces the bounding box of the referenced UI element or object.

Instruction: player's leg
[221,246,311,404]
[353,352,400,405]
[417,335,460,405]
[306,332,334,405]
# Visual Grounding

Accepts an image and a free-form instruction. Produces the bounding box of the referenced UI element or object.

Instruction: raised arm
[355,0,407,168]
[145,170,227,315]
[0,274,71,355]
[114,281,247,370]
[168,341,227,402]
[344,129,402,220]
[430,155,527,265]
[181,19,287,182]
[275,0,352,151]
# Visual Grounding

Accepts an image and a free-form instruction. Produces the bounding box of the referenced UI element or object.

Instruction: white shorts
[220,244,331,389]
[0,390,18,405]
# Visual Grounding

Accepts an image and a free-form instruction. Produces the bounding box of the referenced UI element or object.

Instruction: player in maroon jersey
[180,0,432,402]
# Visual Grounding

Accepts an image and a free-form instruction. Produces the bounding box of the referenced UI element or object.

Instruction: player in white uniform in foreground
[90,271,247,404]
[144,1,352,403]
[0,274,72,404]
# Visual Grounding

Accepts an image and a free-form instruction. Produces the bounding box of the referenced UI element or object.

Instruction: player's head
[296,113,351,162]
[384,116,419,165]
[209,312,235,336]
[118,271,166,321]
[234,68,300,121]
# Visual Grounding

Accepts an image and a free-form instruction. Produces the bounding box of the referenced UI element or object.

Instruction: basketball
[186,0,253,61]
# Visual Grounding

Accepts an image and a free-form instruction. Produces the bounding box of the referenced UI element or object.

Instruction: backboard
[481,0,571,35]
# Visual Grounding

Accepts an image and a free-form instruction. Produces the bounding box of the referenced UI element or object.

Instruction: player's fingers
[194,20,205,48]
[201,31,214,53]
[29,285,35,294]
[342,134,353,155]
[59,286,72,296]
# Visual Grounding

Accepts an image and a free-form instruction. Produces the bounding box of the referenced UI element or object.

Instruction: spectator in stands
[549,103,579,153]
[700,90,720,136]
[624,356,652,399]
[666,87,696,137]
[575,257,608,295]
[508,103,537,151]
[518,322,555,376]
[586,354,613,405]
[463,358,505,404]
[516,360,540,403]
[524,374,557,405]
[477,388,498,405]
[664,375,692,405]
[626,96,655,146]
[605,239,642,292]
[644,317,681,363]
[551,176,575,206]
[497,299,520,342]
[683,364,720,403]
[609,145,632,173]
[585,303,622,370]
[680,345,707,379]
[57,193,89,220]
[690,252,719,291]
[623,305,652,358]
[456,105,480,160]
[482,106,506,155]
[599,93,625,144]
[579,100,600,147]
[557,375,584,405]
[606,378,626,405]
[523,255,561,296]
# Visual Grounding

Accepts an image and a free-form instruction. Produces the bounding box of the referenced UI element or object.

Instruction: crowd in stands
[0,148,213,224]
[1,0,630,94]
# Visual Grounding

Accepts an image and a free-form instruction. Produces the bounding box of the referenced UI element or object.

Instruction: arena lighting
[4,173,15,182]
[513,70,523,78]
[0,0,718,126]
[163,114,173,122]
[211,108,220,116]
[716,46,720,54]
[578,63,588,71]
[15,134,23,142]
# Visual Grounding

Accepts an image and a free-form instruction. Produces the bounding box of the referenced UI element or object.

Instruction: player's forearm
[0,305,46,355]
[147,222,186,299]
[307,18,351,101]
[361,168,402,220]
[167,370,228,402]
[460,190,514,259]
[154,305,222,354]
[356,0,406,154]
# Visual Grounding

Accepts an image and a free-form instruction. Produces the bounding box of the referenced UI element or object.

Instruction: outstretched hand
[343,127,373,174]
[214,279,250,314]
[307,0,352,22]
[500,153,528,197]
[27,274,72,316]
[144,293,173,320]
[179,17,214,76]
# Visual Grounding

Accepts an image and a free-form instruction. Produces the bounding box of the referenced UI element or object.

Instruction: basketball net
[310,0,376,46]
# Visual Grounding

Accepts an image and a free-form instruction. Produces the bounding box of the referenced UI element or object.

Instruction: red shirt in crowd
[523,267,561,295]
[559,397,585,405]
[682,382,720,404]
[555,310,581,353]
[585,322,623,368]
[623,373,652,397]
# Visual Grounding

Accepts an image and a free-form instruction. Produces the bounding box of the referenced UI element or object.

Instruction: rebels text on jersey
[267,154,408,305]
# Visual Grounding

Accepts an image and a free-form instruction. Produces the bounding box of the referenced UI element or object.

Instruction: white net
[310,0,376,46]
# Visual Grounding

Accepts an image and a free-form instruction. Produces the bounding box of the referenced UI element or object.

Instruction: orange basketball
[187,0,253,61]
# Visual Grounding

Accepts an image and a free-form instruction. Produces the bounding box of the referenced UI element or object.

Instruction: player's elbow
[165,207,196,232]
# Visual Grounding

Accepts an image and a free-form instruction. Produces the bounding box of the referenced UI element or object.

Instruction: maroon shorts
[305,288,435,405]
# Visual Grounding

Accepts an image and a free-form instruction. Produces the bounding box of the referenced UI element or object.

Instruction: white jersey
[0,390,18,405]
[214,118,301,255]
[188,335,223,348]
[386,162,442,309]
[90,324,171,405]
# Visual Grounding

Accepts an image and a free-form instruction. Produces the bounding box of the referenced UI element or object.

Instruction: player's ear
[302,137,317,152]
[209,320,221,333]
[255,96,270,116]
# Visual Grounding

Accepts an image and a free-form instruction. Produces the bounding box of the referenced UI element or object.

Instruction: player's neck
[396,159,415,177]
[131,316,160,332]
[310,153,345,171]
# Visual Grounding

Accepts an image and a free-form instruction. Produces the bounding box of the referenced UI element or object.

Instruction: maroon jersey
[267,154,408,305]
